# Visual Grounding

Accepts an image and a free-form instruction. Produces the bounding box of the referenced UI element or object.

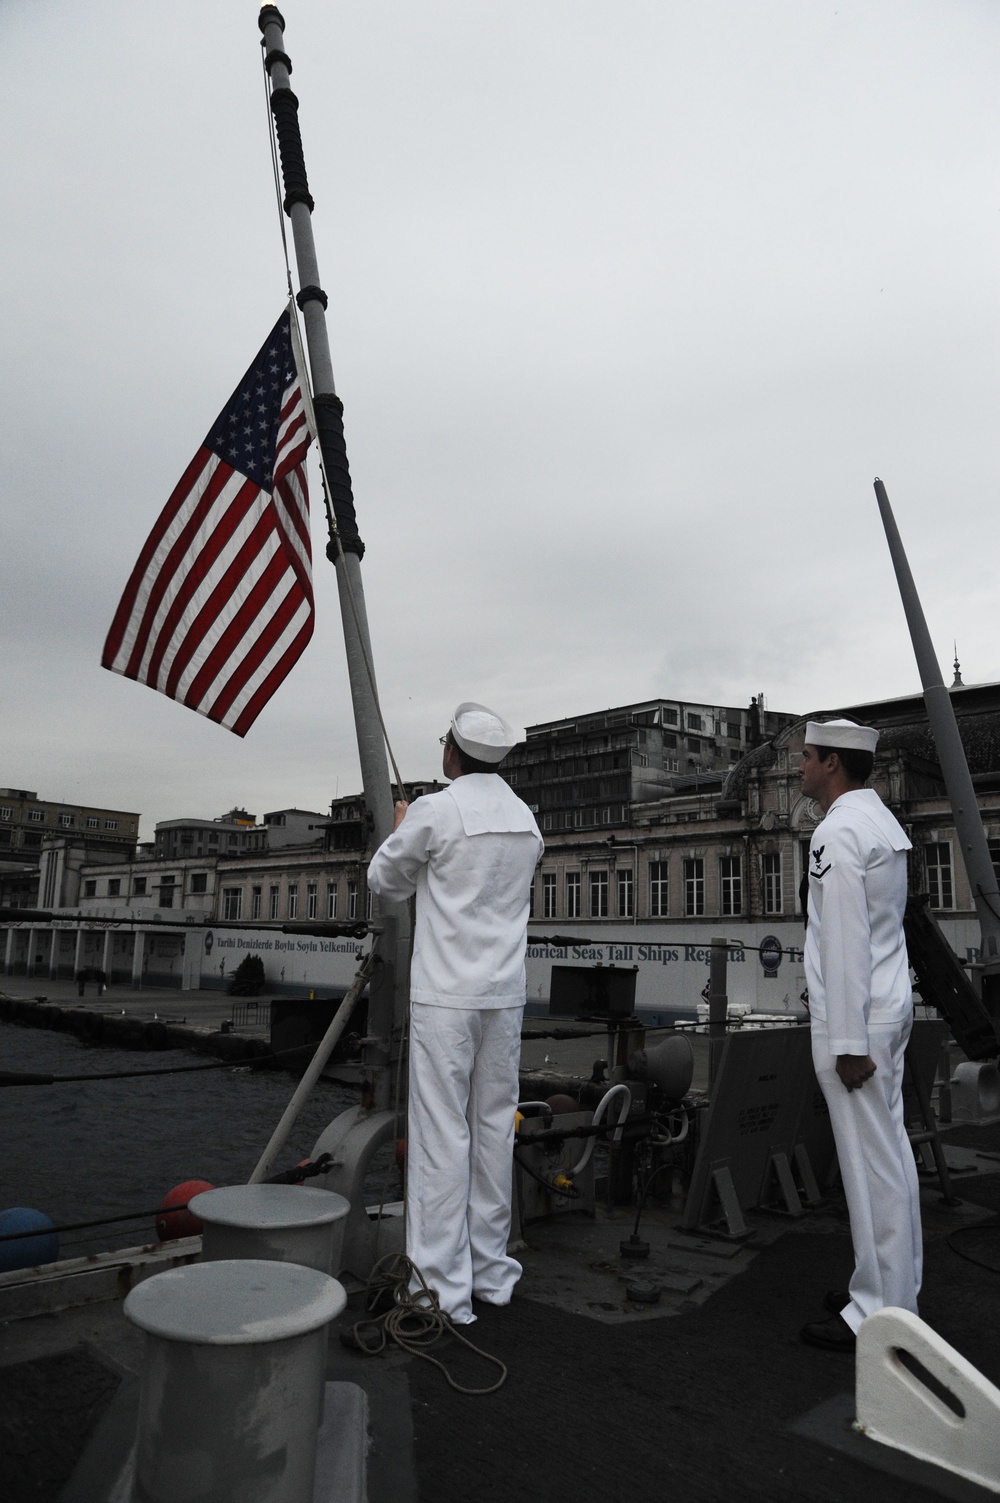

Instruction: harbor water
[0,1021,395,1260]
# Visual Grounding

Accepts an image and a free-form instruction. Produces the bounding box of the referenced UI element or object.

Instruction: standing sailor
[798,718,922,1352]
[367,703,543,1324]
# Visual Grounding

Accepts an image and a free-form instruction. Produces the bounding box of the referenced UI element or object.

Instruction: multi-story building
[11,683,1000,1011]
[0,789,139,858]
[4,783,446,990]
[501,696,797,834]
[154,808,265,861]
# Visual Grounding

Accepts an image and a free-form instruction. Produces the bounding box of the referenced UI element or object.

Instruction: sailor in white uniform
[367,703,543,1324]
[799,718,922,1352]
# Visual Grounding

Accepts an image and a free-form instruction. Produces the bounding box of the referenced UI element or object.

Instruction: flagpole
[259,6,407,1113]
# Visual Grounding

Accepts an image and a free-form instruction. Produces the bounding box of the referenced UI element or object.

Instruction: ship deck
[2,980,999,1501]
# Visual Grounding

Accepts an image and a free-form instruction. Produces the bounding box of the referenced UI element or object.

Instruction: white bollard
[124,1258,346,1503]
[192,1184,350,1275]
[950,1061,1000,1122]
[856,1307,1000,1494]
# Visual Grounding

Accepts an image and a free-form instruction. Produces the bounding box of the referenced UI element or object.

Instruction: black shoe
[823,1289,850,1316]
[800,1313,856,1352]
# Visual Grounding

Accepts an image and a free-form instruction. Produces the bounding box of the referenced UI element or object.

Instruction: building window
[590,870,609,918]
[86,817,99,829]
[686,713,702,732]
[542,872,557,919]
[287,884,298,919]
[191,872,208,894]
[762,853,783,914]
[348,880,359,919]
[250,886,262,919]
[989,840,1000,888]
[133,877,147,896]
[366,888,373,920]
[58,813,75,828]
[684,858,705,917]
[22,832,42,848]
[269,884,280,920]
[307,882,318,919]
[720,856,742,916]
[104,820,118,830]
[107,878,121,897]
[28,809,45,823]
[542,814,552,832]
[926,843,954,910]
[566,871,581,919]
[83,879,97,897]
[649,861,668,918]
[327,883,338,919]
[617,868,634,918]
[223,887,243,920]
[0,807,11,820]
[528,880,534,918]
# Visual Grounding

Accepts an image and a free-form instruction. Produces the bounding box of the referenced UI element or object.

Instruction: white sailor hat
[451,702,518,763]
[804,718,879,754]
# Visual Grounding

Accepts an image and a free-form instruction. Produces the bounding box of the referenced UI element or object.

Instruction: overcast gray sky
[3,1,999,839]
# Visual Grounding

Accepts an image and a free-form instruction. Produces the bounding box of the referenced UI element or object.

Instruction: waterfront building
[7,685,1000,1003]
[501,696,798,834]
[0,789,139,858]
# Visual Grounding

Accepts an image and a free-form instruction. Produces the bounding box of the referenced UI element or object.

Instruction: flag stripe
[140,471,264,689]
[102,310,314,737]
[162,511,283,702]
[229,610,315,737]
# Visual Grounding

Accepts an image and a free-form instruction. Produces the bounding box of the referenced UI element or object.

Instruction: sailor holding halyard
[367,703,543,1325]
[798,718,922,1352]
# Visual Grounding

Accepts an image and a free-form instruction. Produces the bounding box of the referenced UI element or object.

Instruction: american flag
[102,309,314,737]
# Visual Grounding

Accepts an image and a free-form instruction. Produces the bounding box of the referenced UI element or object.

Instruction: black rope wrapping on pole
[267,87,314,214]
[315,394,364,557]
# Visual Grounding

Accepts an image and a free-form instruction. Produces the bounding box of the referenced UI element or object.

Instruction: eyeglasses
[439,734,449,746]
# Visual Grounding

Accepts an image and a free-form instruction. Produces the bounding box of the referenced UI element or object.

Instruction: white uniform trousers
[811,1015,923,1333]
[405,1001,523,1325]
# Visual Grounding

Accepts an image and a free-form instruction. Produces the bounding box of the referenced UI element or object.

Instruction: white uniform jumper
[367,775,543,1324]
[804,788,922,1334]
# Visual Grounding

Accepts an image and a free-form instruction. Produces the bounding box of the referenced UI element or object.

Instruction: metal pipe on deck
[874,479,1000,995]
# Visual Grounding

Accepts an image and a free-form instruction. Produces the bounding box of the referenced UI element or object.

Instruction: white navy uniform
[367,774,542,1323]
[804,787,922,1334]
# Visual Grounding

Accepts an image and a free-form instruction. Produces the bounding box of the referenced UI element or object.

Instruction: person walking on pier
[798,718,922,1352]
[367,703,543,1325]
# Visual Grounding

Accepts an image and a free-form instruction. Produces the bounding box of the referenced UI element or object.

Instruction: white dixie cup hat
[804,718,879,754]
[451,702,519,764]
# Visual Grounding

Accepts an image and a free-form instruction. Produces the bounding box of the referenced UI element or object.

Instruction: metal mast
[874,478,1000,986]
[258,6,408,1108]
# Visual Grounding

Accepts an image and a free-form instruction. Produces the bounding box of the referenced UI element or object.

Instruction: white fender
[856,1306,1000,1494]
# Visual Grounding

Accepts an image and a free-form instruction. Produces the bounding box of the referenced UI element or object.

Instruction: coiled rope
[346,1253,507,1395]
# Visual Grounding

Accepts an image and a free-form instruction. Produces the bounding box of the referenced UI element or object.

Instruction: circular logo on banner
[758,934,782,977]
[204,930,214,954]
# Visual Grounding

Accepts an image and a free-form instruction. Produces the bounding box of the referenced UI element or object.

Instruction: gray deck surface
[2,980,999,1501]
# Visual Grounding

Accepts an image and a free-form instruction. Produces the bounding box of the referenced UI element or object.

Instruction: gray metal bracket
[311,1107,404,1278]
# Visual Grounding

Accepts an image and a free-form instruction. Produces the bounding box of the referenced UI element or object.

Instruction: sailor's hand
[836,1054,877,1091]
[392,800,409,831]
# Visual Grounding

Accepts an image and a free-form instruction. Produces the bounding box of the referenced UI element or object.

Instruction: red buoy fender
[156,1179,214,1241]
